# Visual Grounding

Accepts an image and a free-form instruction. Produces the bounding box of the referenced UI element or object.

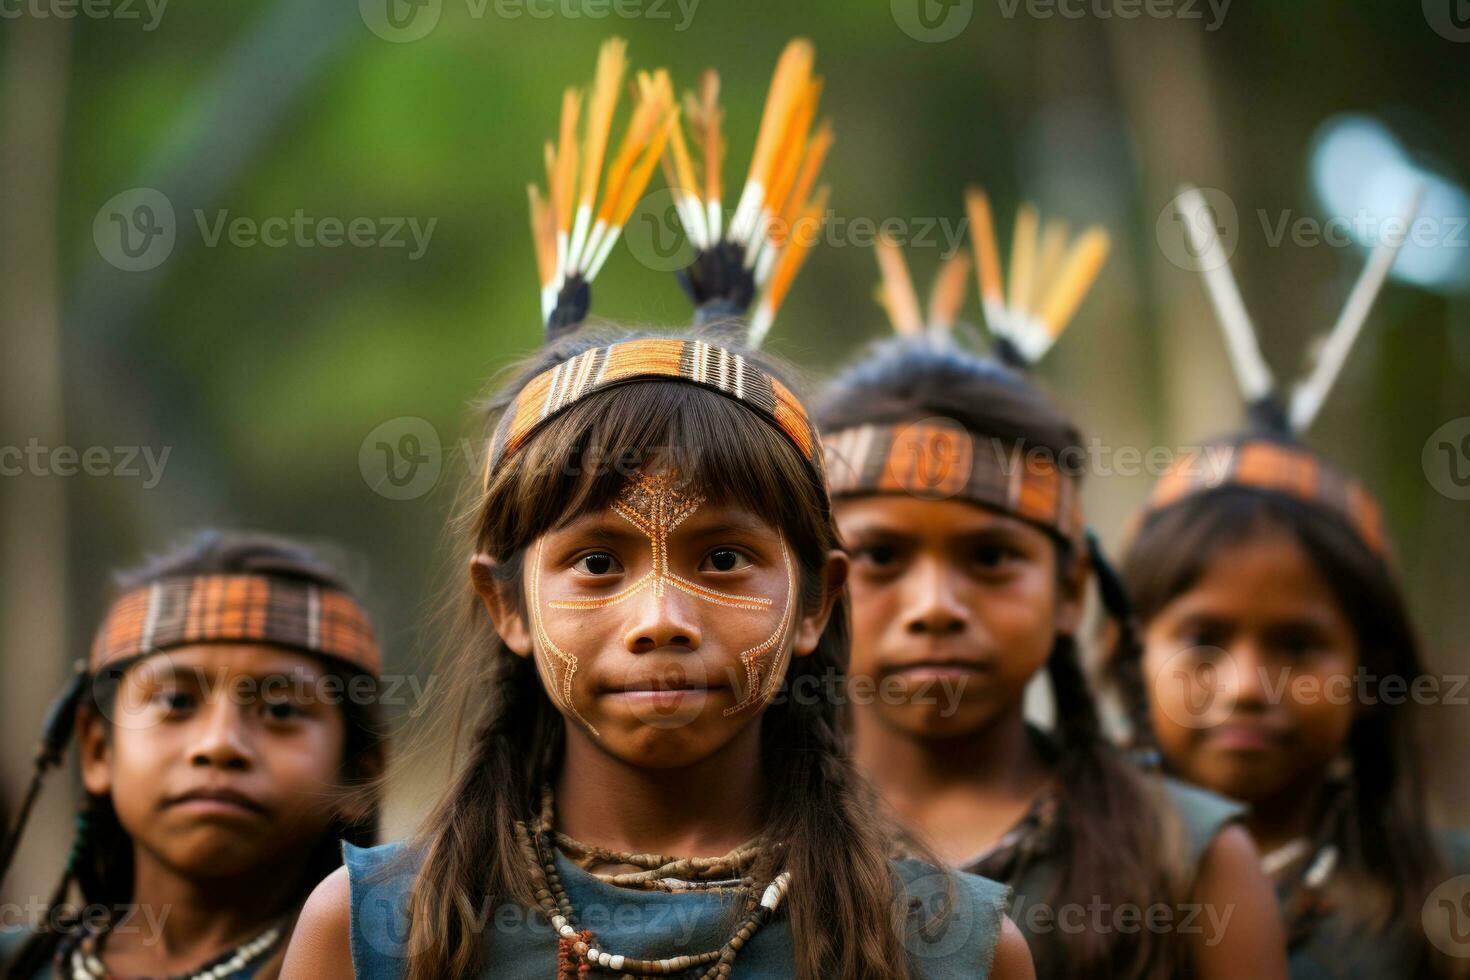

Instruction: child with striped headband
[814,193,1290,978]
[1108,185,1470,977]
[283,39,1032,980]
[0,531,386,980]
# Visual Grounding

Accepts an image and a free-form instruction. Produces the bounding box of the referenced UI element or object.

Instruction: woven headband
[1141,438,1387,558]
[823,420,1085,544]
[91,574,382,677]
[484,338,821,485]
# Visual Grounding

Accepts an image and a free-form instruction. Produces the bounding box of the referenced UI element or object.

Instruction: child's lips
[164,787,270,818]
[1206,722,1290,752]
[881,660,993,682]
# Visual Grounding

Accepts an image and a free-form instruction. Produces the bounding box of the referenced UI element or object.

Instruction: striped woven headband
[823,420,1085,543]
[91,574,382,676]
[1142,439,1387,558]
[485,338,820,483]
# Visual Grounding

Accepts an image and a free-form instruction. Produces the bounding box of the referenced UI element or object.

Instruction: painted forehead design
[528,469,796,734]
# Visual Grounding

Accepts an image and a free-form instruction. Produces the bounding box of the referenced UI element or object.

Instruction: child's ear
[77,705,112,798]
[469,552,533,657]
[1055,543,1090,637]
[792,548,849,657]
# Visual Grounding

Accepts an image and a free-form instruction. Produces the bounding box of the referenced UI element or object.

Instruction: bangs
[1126,488,1393,638]
[482,380,825,558]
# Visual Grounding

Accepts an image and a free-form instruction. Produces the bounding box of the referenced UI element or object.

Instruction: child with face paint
[814,196,1290,979]
[0,531,386,980]
[283,40,1033,980]
[1108,186,1470,978]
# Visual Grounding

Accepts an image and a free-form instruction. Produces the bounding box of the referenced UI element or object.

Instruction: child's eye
[152,690,197,713]
[972,544,1018,569]
[574,552,623,576]
[700,548,751,573]
[262,700,305,722]
[853,544,899,567]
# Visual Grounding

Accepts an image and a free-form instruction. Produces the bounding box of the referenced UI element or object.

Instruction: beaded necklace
[518,787,791,978]
[60,918,284,980]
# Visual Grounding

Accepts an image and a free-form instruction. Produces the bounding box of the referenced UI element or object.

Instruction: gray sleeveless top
[1282,828,1470,978]
[345,841,1010,978]
[964,775,1244,971]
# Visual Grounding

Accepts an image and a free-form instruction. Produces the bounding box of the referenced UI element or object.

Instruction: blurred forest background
[3,0,1468,902]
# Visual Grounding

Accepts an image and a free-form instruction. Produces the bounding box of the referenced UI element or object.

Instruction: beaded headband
[823,419,1084,544]
[1140,438,1387,558]
[90,573,382,677]
[484,337,820,485]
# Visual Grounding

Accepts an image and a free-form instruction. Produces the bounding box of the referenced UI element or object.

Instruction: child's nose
[187,700,255,770]
[623,583,703,652]
[901,556,970,637]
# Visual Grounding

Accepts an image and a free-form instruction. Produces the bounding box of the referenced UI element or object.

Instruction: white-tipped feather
[754,240,780,286]
[567,205,594,276]
[1289,183,1425,433]
[584,225,624,282]
[1176,185,1275,402]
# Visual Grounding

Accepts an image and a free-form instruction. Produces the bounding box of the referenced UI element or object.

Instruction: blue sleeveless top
[344,841,1011,979]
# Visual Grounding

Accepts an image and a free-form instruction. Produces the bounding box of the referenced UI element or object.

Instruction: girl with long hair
[815,199,1289,978]
[282,41,1032,980]
[1108,185,1470,977]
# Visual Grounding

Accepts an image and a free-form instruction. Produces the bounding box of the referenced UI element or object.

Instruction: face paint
[724,540,794,716]
[527,470,798,736]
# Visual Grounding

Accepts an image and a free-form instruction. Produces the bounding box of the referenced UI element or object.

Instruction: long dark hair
[400,324,916,980]
[1114,485,1465,977]
[816,335,1186,980]
[6,531,386,980]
